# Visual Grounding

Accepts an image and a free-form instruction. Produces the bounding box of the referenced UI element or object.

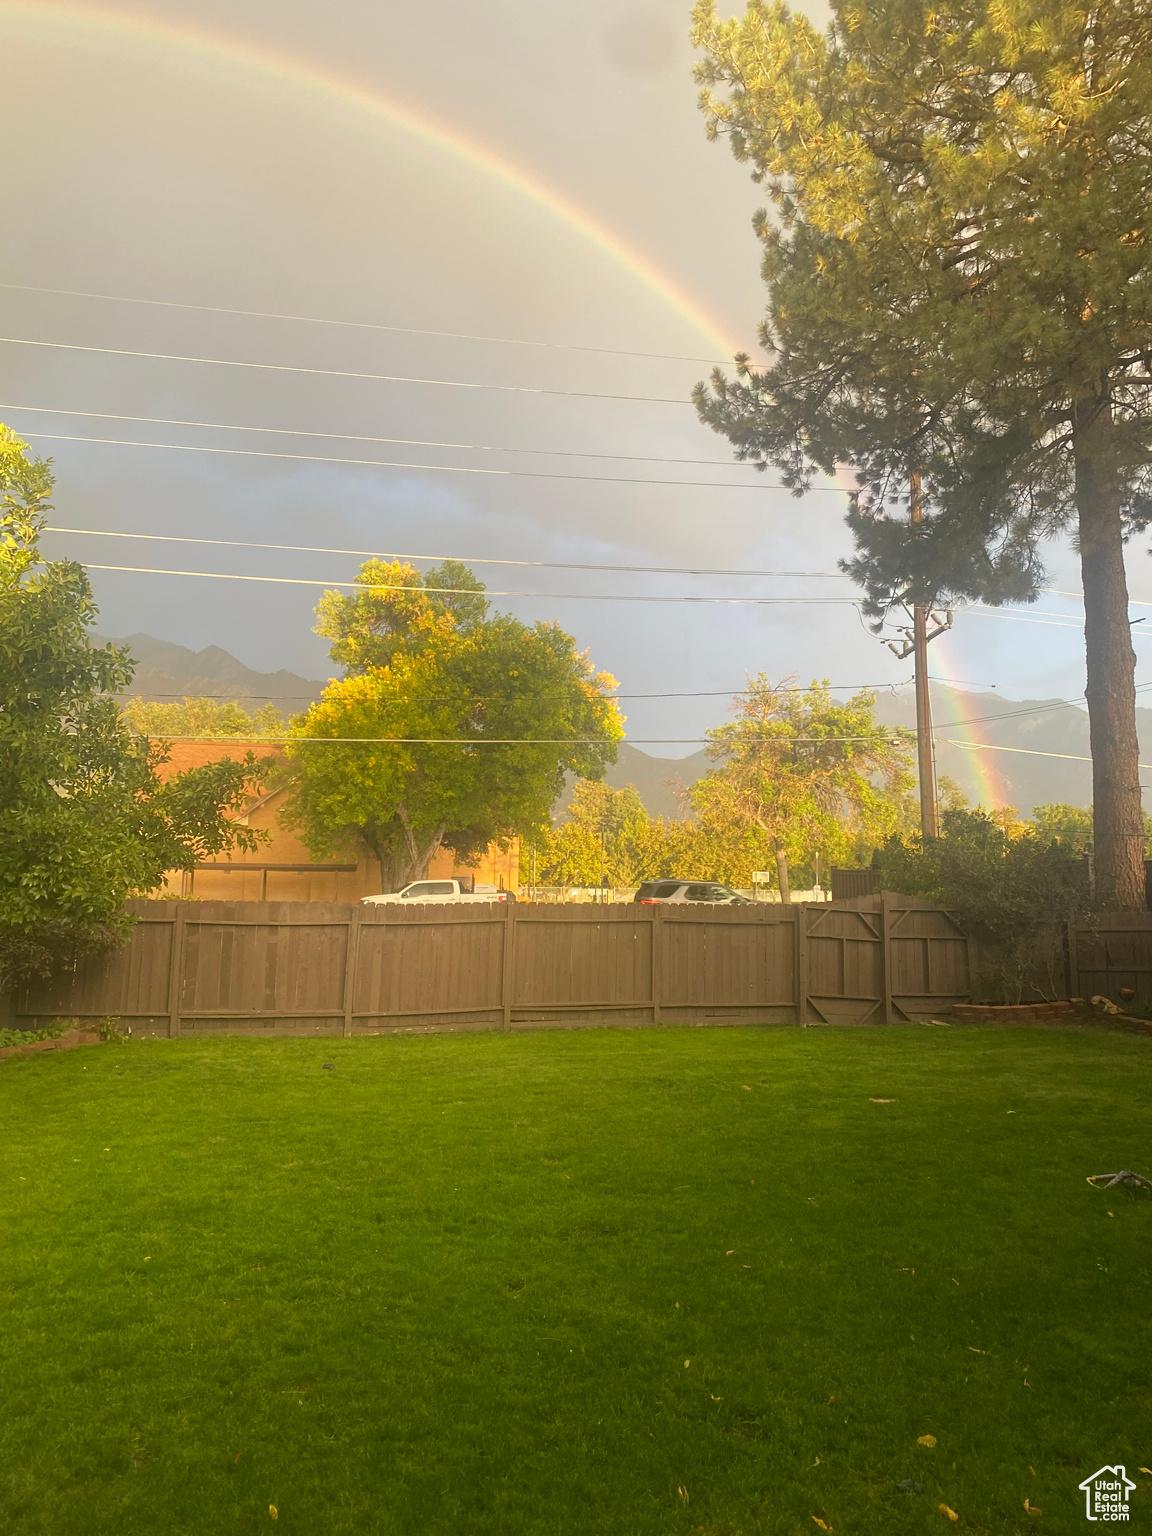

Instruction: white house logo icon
[1079,1466,1136,1521]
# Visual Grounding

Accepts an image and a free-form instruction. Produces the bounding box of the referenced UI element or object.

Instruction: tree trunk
[395,805,447,886]
[1074,394,1145,910]
[774,842,792,904]
[364,833,408,894]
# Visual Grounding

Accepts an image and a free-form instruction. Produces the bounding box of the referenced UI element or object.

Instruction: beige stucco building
[156,741,519,901]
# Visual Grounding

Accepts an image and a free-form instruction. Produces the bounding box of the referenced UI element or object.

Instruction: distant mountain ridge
[103,633,1152,815]
[98,633,328,714]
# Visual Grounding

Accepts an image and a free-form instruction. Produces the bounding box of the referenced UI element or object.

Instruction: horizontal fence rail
[8,896,973,1037]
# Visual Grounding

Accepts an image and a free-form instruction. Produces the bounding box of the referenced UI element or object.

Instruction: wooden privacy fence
[9,895,972,1036]
[1067,910,1152,1004]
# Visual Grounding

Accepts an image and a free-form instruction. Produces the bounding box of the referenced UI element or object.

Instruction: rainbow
[929,633,1006,808]
[0,3,743,361]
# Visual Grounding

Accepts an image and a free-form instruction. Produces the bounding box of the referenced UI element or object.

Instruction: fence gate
[803,905,885,1024]
[803,896,972,1024]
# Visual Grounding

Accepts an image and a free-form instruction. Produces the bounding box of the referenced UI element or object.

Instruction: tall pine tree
[693,0,1152,907]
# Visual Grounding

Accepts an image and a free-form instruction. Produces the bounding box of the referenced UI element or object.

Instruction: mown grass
[1,1025,1150,1535]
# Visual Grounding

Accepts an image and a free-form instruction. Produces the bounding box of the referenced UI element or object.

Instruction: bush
[876,808,1089,1003]
[0,1022,69,1049]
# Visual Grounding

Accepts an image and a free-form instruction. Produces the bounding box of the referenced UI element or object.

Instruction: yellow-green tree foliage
[535,781,682,887]
[121,696,285,739]
[690,677,913,901]
[287,560,623,891]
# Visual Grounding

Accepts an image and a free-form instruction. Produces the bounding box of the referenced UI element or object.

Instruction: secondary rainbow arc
[0,2,744,362]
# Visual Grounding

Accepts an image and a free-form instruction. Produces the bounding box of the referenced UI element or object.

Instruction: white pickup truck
[362,879,516,906]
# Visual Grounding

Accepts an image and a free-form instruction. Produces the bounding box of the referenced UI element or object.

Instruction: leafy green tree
[690,677,913,901]
[0,428,268,989]
[1031,800,1152,857]
[1030,803,1096,856]
[537,781,672,887]
[692,0,1152,908]
[314,557,487,673]
[877,808,1090,1001]
[287,561,623,889]
[121,696,284,739]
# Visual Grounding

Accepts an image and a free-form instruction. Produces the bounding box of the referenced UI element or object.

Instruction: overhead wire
[144,733,913,746]
[79,563,863,604]
[0,335,695,405]
[0,402,758,470]
[112,681,909,702]
[64,558,1152,637]
[44,526,849,579]
[942,739,1152,771]
[15,425,842,492]
[0,281,734,366]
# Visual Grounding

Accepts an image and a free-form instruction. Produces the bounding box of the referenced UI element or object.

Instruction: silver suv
[634,880,750,904]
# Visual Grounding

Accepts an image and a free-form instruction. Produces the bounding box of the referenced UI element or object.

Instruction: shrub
[876,809,1089,1003]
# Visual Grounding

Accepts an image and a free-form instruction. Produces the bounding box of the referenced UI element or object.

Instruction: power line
[1,402,752,470]
[0,281,732,367]
[18,428,843,494]
[81,562,862,604]
[1045,586,1152,610]
[0,335,693,405]
[66,555,1152,636]
[114,680,911,703]
[929,679,1152,735]
[146,733,912,745]
[46,526,849,579]
[942,738,1152,771]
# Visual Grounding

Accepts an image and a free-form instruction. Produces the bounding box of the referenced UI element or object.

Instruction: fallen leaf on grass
[870,1097,894,1103]
[684,1359,690,1368]
[677,1486,690,1503]
[939,1505,959,1523]
[918,1435,937,1447]
[1141,1467,1152,1476]
[1024,1499,1042,1517]
[811,1518,833,1532]
[741,1085,752,1091]
[710,1395,723,1402]
[234,1452,242,1464]
[269,1507,278,1521]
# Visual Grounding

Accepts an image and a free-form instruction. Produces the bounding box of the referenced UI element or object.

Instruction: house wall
[155,749,519,899]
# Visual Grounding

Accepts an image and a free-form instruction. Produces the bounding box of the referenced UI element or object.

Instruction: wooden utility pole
[880,476,951,836]
[910,472,937,839]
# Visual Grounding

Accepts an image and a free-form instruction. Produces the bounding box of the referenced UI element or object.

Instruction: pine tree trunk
[1074,395,1145,910]
[774,842,792,904]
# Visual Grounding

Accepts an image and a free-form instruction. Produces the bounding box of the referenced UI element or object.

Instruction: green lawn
[2,1026,1150,1535]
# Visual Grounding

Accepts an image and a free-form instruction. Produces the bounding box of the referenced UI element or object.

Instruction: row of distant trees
[529,681,912,898]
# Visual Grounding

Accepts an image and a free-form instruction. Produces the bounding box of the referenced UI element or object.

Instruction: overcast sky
[3,0,1149,755]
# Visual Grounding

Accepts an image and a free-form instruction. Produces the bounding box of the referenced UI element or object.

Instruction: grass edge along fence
[4,895,973,1037]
